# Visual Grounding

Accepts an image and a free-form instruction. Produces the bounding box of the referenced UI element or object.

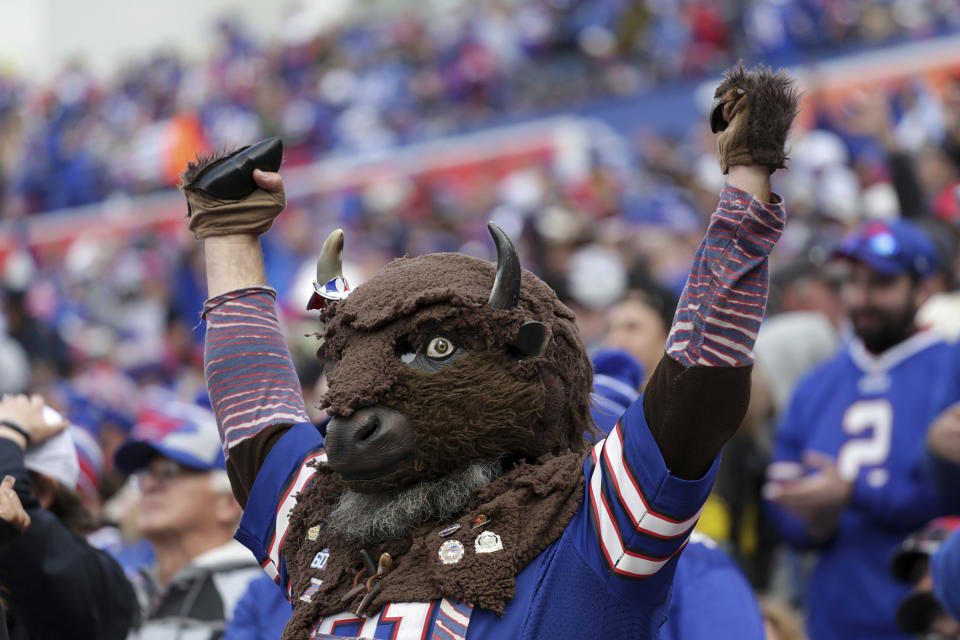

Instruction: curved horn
[316,229,345,285]
[486,222,521,310]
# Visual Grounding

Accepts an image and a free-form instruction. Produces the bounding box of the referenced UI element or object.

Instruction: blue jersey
[926,340,960,508]
[202,187,785,639]
[766,331,953,640]
[932,338,960,415]
[235,398,717,639]
[660,533,764,640]
[223,574,290,640]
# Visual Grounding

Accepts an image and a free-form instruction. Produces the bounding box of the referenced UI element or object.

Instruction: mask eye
[426,336,455,360]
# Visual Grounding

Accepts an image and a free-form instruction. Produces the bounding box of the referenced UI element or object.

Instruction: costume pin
[438,539,465,565]
[311,548,330,570]
[438,523,462,537]
[299,577,323,603]
[470,514,490,530]
[475,530,503,553]
[306,524,321,541]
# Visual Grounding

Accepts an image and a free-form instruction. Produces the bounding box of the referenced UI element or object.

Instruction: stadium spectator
[660,532,765,640]
[603,287,676,384]
[223,574,290,640]
[0,473,26,640]
[588,347,644,434]
[0,394,137,639]
[764,219,955,639]
[926,411,960,512]
[760,599,808,640]
[114,397,261,640]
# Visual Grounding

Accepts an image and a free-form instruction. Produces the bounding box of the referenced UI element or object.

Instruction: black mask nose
[323,406,416,481]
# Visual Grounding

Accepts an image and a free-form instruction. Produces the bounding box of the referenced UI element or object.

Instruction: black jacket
[0,438,137,640]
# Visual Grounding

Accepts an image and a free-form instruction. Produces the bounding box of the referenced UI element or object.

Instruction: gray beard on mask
[324,460,503,545]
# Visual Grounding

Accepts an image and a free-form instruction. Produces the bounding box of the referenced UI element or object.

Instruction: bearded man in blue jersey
[181,64,797,640]
[764,219,955,640]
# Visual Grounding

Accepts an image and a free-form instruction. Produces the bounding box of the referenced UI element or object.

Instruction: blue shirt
[234,397,717,639]
[766,331,953,640]
[223,574,290,640]
[660,533,765,640]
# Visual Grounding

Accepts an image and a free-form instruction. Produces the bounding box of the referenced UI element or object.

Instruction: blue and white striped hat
[590,348,645,435]
[114,393,224,474]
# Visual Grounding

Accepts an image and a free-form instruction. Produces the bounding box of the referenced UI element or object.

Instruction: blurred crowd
[3,1,960,639]
[2,0,960,216]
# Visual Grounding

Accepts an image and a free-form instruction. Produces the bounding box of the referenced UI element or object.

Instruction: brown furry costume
[186,63,798,639]
[280,253,594,638]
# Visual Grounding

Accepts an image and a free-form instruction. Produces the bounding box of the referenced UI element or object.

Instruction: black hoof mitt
[180,137,287,239]
[185,136,283,200]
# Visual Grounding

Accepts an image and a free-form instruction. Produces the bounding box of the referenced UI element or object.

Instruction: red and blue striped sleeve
[576,187,783,592]
[203,286,324,593]
[203,286,312,456]
[666,186,785,367]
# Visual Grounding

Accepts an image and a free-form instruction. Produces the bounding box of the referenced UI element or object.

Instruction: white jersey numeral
[838,399,893,481]
[312,601,434,639]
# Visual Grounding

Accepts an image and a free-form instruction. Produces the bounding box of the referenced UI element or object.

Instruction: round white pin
[438,539,465,565]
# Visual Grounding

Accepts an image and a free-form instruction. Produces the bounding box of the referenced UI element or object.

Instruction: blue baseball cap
[590,349,645,435]
[114,397,225,474]
[834,220,937,278]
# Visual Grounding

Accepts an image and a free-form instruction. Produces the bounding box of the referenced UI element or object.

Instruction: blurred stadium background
[1,0,960,599]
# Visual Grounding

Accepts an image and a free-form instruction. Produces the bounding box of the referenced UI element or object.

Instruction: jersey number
[837,399,892,481]
[313,602,436,639]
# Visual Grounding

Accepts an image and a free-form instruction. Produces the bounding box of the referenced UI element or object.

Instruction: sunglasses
[135,459,202,486]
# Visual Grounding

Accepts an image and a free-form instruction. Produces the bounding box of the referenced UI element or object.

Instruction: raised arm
[184,147,314,506]
[574,67,796,597]
[643,66,797,479]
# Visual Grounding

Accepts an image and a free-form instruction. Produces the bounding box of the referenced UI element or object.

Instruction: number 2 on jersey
[837,399,893,481]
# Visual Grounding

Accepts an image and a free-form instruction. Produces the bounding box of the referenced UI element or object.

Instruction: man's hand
[0,394,67,448]
[184,142,287,299]
[711,64,799,175]
[252,168,283,193]
[928,402,960,464]
[0,475,30,532]
[198,169,283,300]
[764,452,852,541]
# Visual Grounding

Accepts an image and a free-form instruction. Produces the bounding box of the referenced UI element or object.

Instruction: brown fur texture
[278,245,596,635]
[318,252,595,491]
[281,450,586,639]
[179,148,243,188]
[713,63,799,173]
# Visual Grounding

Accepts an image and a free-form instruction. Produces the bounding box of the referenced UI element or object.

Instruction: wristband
[0,420,30,446]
